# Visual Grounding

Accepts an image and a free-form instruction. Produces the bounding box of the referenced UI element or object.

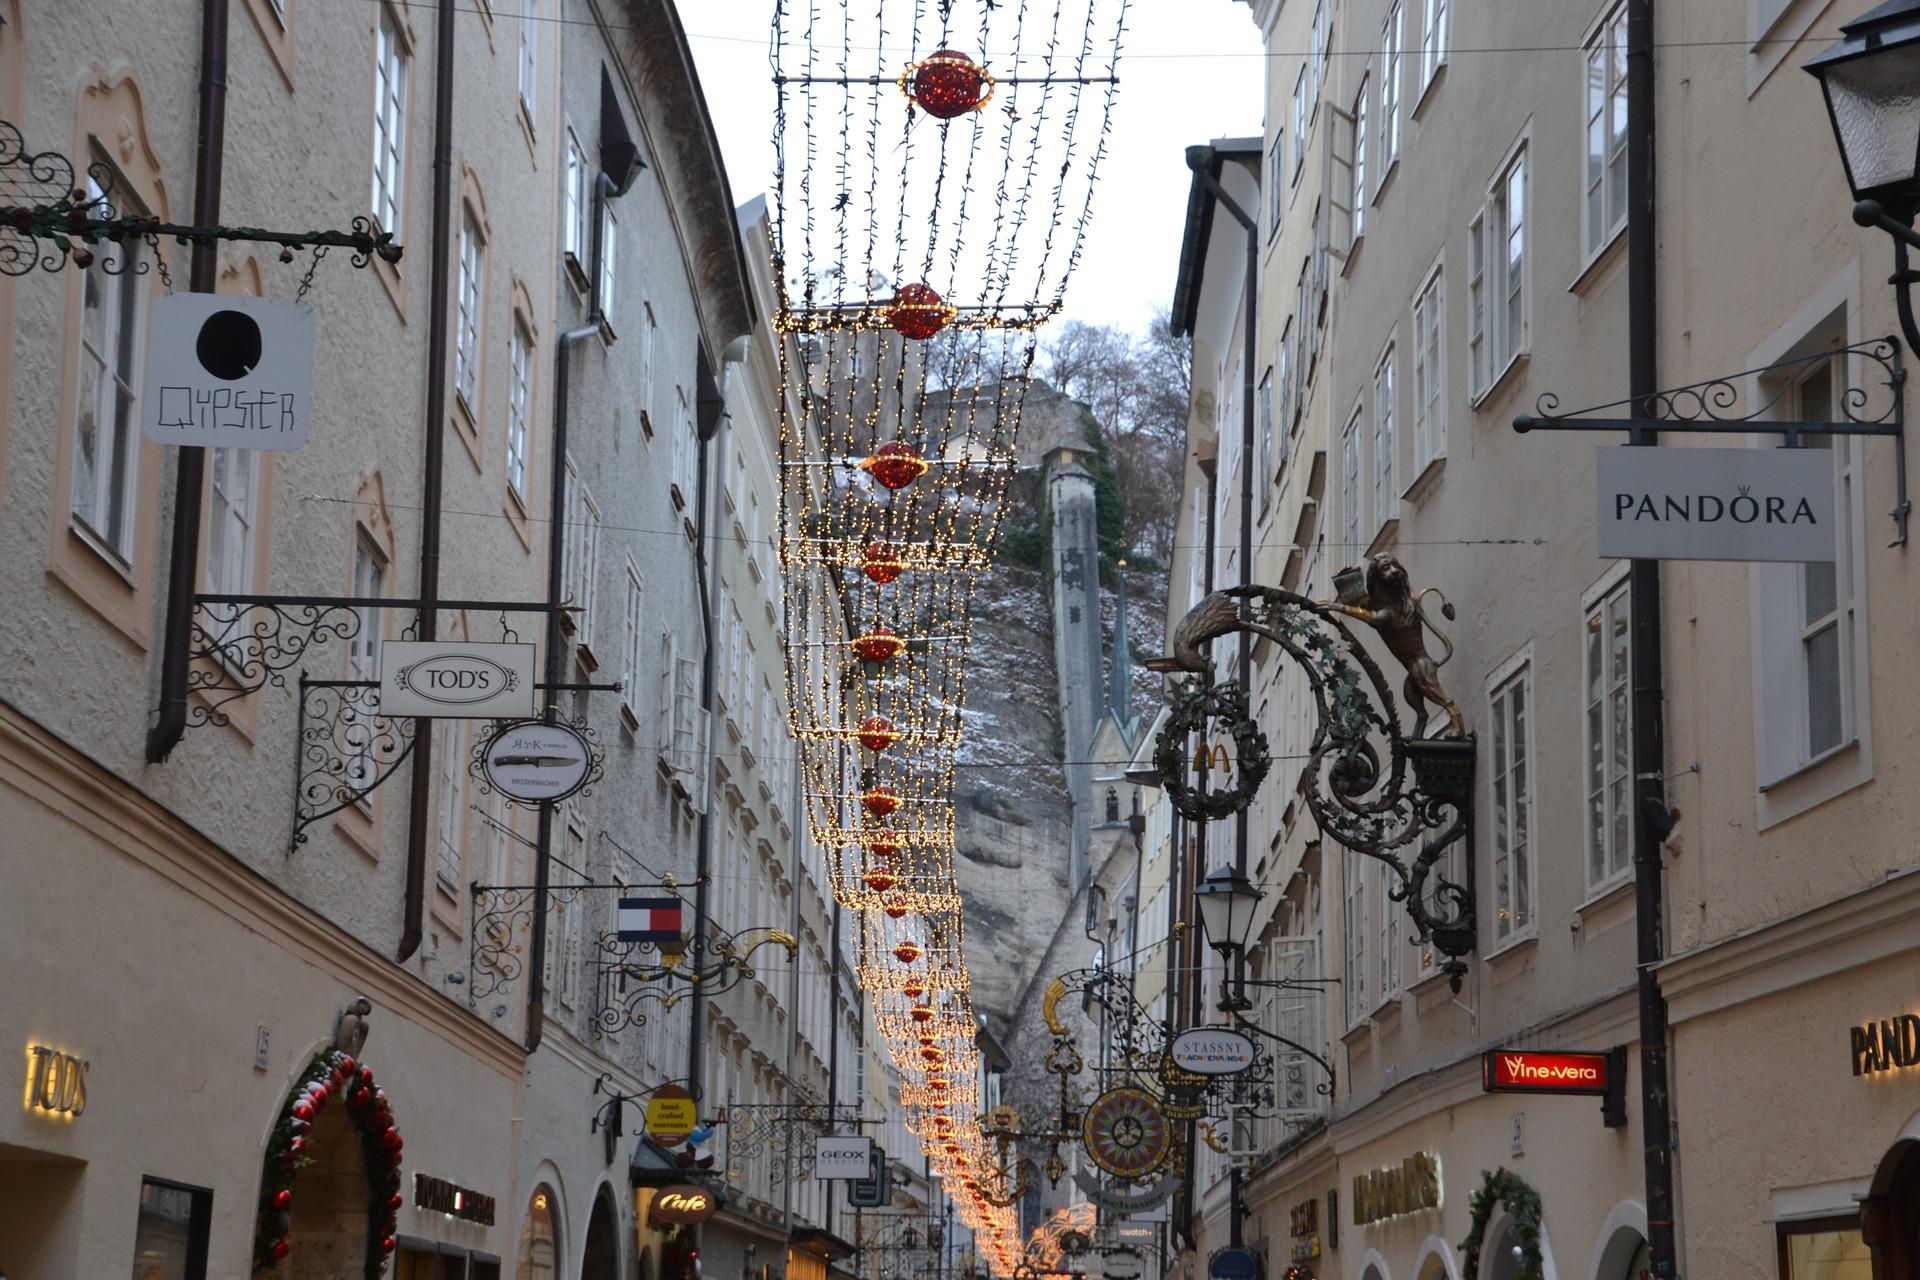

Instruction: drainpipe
[397,0,459,963]
[145,0,229,763]
[527,169,633,1050]
[1626,1,1680,1275]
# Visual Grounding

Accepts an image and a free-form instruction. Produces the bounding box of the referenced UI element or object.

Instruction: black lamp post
[1192,865,1263,1013]
[1807,0,1920,348]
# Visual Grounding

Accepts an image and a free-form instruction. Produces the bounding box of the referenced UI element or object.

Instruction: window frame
[1380,3,1403,175]
[1775,1214,1868,1280]
[1291,68,1308,184]
[562,126,588,274]
[454,201,485,416]
[1487,646,1536,947]
[518,0,538,126]
[1582,564,1633,894]
[370,1,410,237]
[1351,75,1369,245]
[597,199,618,328]
[1411,262,1446,479]
[1267,132,1286,237]
[1340,405,1364,563]
[1372,343,1397,528]
[1344,850,1369,1028]
[132,1175,214,1279]
[1469,141,1530,400]
[1419,0,1449,95]
[1582,3,1629,265]
[507,313,533,506]
[70,165,145,569]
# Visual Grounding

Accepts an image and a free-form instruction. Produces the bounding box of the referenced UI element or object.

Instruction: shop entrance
[0,1144,83,1273]
[1864,1138,1920,1280]
[283,1103,371,1276]
[581,1189,620,1280]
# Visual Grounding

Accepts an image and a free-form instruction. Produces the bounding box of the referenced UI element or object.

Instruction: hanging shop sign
[1082,1087,1173,1181]
[1850,1013,1920,1076]
[815,1135,876,1179]
[23,1043,87,1117]
[1595,446,1835,562]
[651,1184,719,1227]
[1351,1152,1441,1227]
[379,641,535,719]
[1482,1049,1611,1095]
[142,294,315,451]
[647,1085,698,1145]
[413,1173,496,1226]
[1208,1247,1261,1280]
[1103,1248,1145,1280]
[1169,1027,1258,1076]
[618,897,686,944]
[1288,1197,1321,1263]
[483,720,593,803]
[1115,1225,1157,1244]
[1071,1169,1174,1215]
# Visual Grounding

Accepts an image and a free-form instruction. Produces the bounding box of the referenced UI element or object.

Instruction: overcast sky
[682,1,1266,339]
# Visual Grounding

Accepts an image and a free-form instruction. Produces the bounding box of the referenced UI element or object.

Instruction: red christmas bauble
[337,1055,356,1074]
[883,901,910,920]
[382,1128,403,1152]
[274,1188,293,1210]
[862,827,904,858]
[349,1087,371,1109]
[858,716,900,752]
[863,869,899,893]
[851,627,905,664]
[382,1237,397,1253]
[287,1137,305,1156]
[271,1239,291,1261]
[920,1046,945,1064]
[292,1101,314,1121]
[910,1005,935,1024]
[911,50,990,120]
[889,283,954,341]
[928,1076,950,1090]
[865,441,928,491]
[358,1067,375,1087]
[390,1192,405,1210]
[389,1148,404,1168]
[863,542,905,584]
[902,979,927,999]
[893,940,923,964]
[862,785,902,819]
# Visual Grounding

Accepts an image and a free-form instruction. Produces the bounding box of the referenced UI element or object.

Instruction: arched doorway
[1863,1138,1920,1280]
[283,1104,369,1277]
[582,1188,621,1280]
[518,1185,561,1280]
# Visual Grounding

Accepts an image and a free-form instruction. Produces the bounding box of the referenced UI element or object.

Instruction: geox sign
[1595,446,1835,562]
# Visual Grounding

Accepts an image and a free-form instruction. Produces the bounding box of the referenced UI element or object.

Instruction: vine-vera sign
[1481,1049,1612,1096]
[1596,446,1835,562]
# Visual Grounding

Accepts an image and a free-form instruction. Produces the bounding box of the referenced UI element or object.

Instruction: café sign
[1596,446,1835,562]
[651,1184,719,1226]
[1169,1027,1257,1076]
[1352,1152,1440,1226]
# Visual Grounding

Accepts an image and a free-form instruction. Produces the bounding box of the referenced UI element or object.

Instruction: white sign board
[1596,446,1835,562]
[1103,1249,1145,1280]
[482,721,592,804]
[142,294,315,451]
[379,641,536,719]
[1169,1027,1257,1076]
[814,1135,874,1180]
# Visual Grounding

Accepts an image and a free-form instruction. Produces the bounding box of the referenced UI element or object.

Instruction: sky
[682,0,1266,339]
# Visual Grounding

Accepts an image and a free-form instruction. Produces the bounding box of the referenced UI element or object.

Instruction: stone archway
[1863,1137,1920,1280]
[582,1187,621,1280]
[281,1104,369,1277]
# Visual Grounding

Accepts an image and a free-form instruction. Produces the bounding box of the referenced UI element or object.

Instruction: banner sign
[1072,1169,1173,1215]
[815,1135,874,1179]
[142,294,315,451]
[379,641,535,719]
[1169,1027,1257,1076]
[618,897,685,944]
[1482,1049,1613,1096]
[1596,446,1835,562]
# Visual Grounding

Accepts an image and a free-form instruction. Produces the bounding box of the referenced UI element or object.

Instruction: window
[1351,78,1368,243]
[1420,0,1449,90]
[1469,148,1527,395]
[1291,69,1307,181]
[641,301,658,431]
[206,448,258,596]
[72,169,144,563]
[1257,370,1274,514]
[1489,656,1534,942]
[1376,860,1399,1002]
[562,128,587,266]
[1276,322,1293,437]
[518,1187,559,1280]
[1372,346,1396,524]
[671,386,695,510]
[507,318,532,502]
[1309,2,1326,108]
[131,1177,213,1279]
[554,821,584,1007]
[371,3,408,235]
[562,461,602,651]
[436,718,467,891]
[1267,132,1285,235]
[1381,4,1403,169]
[1776,1217,1869,1279]
[1584,573,1631,889]
[518,0,538,123]
[1795,362,1852,764]
[1412,267,1445,473]
[598,201,618,320]
[621,562,644,718]
[1340,408,1363,561]
[1584,5,1629,259]
[455,206,484,411]
[1344,851,1368,1025]
[346,534,387,790]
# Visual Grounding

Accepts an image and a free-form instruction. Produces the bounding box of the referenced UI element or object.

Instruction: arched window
[1104,787,1120,823]
[517,1185,559,1280]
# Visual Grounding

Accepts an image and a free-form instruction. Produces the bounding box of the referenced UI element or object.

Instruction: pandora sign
[1595,446,1836,562]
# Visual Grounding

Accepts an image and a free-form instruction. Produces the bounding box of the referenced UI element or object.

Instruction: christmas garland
[1459,1167,1545,1280]
[253,1049,405,1276]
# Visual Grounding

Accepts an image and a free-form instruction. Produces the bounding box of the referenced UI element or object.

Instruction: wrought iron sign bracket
[1514,335,1909,545]
[467,875,692,1005]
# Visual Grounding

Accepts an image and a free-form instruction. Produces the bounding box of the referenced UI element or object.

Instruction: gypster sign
[1596,446,1835,561]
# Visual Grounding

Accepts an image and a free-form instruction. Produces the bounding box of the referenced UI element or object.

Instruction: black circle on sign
[195,309,263,380]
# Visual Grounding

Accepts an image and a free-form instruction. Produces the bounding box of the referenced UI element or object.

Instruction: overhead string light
[770,0,1127,1268]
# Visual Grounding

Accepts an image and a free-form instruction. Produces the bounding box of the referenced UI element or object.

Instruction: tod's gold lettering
[1351,1152,1440,1226]
[24,1044,88,1118]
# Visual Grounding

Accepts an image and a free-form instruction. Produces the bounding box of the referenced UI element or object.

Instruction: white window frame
[1583,4,1629,263]
[641,300,658,434]
[1372,344,1397,527]
[562,127,588,268]
[1380,3,1403,174]
[1344,851,1369,1028]
[1309,1,1326,111]
[1340,407,1363,562]
[1420,0,1449,94]
[1267,132,1286,236]
[454,204,483,412]
[562,459,601,651]
[1351,76,1369,244]
[1470,142,1529,399]
[518,0,538,124]
[621,560,644,721]
[1487,646,1535,947]
[345,535,387,794]
[598,200,618,324]
[1291,68,1307,184]
[507,317,532,503]
[370,3,409,236]
[1582,564,1632,893]
[1411,263,1446,478]
[435,718,467,892]
[1257,369,1274,516]
[207,447,259,597]
[71,167,144,565]
[1376,860,1400,1005]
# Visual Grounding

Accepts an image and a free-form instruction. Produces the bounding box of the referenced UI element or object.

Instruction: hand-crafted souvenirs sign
[1596,446,1835,562]
[379,641,535,719]
[142,294,315,451]
[1850,1013,1920,1076]
[651,1184,718,1226]
[1351,1152,1440,1226]
[646,1085,698,1145]
[1481,1049,1613,1095]
[1169,1027,1257,1076]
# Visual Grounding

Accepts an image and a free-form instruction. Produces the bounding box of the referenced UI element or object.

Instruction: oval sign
[1169,1027,1256,1076]
[650,1183,718,1227]
[398,654,519,705]
[1209,1248,1260,1280]
[483,721,592,804]
[647,1084,698,1146]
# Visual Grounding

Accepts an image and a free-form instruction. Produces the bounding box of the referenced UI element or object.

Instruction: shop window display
[131,1178,212,1280]
[1778,1219,1871,1279]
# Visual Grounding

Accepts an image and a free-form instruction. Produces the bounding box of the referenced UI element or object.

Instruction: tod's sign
[379,641,536,719]
[1596,446,1835,562]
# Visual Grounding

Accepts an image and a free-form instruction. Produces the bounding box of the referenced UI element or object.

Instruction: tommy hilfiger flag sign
[617,897,684,943]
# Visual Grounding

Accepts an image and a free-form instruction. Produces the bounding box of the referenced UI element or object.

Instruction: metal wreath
[1152,680,1271,823]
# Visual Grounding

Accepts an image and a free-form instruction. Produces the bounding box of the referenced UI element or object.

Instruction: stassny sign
[1596,446,1836,562]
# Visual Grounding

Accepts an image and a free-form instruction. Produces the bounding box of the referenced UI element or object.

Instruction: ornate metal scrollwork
[467,711,609,806]
[189,599,367,728]
[291,677,417,850]
[721,1100,845,1185]
[1155,556,1479,990]
[591,925,797,1041]
[467,876,610,1002]
[1152,681,1270,822]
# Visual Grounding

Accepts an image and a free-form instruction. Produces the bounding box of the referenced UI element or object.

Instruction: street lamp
[1807,0,1920,350]
[1192,865,1263,1011]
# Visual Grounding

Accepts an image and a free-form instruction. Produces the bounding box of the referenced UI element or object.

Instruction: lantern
[852,627,906,664]
[889,282,957,341]
[904,49,993,120]
[864,542,906,583]
[858,716,901,751]
[864,441,928,491]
